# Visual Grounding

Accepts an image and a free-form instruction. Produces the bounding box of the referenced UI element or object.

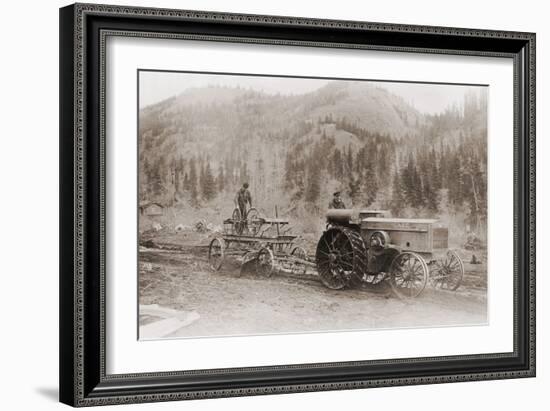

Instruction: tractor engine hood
[326,209,388,225]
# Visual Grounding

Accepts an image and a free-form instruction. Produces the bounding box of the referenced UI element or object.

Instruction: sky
[139,70,486,114]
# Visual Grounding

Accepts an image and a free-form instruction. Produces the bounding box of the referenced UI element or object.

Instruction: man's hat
[333,191,341,196]
[243,182,249,188]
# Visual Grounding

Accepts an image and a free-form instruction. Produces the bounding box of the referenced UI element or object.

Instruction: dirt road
[139,236,487,339]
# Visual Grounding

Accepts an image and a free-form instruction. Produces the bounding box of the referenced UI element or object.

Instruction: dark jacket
[236,188,252,207]
[328,198,346,209]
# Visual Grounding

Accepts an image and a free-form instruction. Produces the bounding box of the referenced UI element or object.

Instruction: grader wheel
[245,207,262,236]
[255,247,274,277]
[290,246,308,275]
[208,237,226,271]
[231,208,243,235]
[315,226,368,290]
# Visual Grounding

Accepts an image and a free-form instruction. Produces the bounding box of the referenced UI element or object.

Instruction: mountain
[139,81,426,170]
[141,81,423,141]
[299,82,424,136]
[138,80,488,231]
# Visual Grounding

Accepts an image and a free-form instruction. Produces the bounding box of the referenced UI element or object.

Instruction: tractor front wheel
[389,251,429,298]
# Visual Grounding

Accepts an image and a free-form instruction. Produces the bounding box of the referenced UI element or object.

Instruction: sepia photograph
[137,70,488,340]
[56,3,537,406]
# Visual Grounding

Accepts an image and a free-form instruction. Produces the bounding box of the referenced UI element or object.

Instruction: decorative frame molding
[60,3,535,407]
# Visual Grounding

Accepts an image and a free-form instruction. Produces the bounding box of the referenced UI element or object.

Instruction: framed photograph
[59,3,535,407]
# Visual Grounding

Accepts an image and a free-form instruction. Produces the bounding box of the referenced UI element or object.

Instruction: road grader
[316,209,464,298]
[208,206,311,277]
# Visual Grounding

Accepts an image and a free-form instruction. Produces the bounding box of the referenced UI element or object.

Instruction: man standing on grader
[234,182,253,219]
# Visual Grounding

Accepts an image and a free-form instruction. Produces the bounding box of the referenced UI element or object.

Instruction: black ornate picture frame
[59,3,535,407]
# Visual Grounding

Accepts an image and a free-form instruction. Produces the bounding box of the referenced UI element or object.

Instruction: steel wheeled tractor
[316,209,465,298]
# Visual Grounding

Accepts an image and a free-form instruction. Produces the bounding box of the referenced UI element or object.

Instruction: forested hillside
[139,81,487,240]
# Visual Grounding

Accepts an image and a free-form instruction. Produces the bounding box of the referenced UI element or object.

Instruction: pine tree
[284,151,295,190]
[390,169,405,215]
[305,163,321,207]
[199,161,205,197]
[348,174,362,206]
[142,157,151,195]
[355,148,365,174]
[182,172,190,192]
[149,164,163,200]
[377,144,389,186]
[423,180,438,212]
[429,148,441,191]
[176,156,185,194]
[411,164,424,208]
[362,162,378,207]
[447,153,464,208]
[332,149,344,180]
[224,157,233,189]
[346,145,354,174]
[217,164,225,193]
[462,154,483,230]
[188,157,198,206]
[201,160,217,201]
[401,154,415,207]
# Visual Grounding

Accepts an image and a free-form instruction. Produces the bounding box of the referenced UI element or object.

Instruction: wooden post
[275,205,280,253]
[275,205,280,237]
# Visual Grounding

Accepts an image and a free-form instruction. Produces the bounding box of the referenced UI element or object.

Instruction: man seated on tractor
[234,182,253,220]
[328,191,346,209]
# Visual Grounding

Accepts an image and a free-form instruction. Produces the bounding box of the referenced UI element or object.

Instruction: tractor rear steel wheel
[315,226,368,290]
[389,251,428,298]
